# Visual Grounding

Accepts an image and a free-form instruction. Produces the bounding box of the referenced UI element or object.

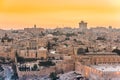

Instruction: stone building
[75,52,120,79]
[18,47,47,59]
[0,46,15,61]
[24,25,44,35]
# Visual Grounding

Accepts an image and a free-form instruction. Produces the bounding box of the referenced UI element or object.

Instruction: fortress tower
[79,21,87,31]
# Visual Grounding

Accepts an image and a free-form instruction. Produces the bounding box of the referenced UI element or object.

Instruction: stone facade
[18,48,47,59]
[17,60,75,78]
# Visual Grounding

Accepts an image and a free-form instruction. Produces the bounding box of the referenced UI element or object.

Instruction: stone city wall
[17,66,56,77]
[17,60,75,78]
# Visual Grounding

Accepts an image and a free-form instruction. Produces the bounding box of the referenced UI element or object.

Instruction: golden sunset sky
[0,0,120,29]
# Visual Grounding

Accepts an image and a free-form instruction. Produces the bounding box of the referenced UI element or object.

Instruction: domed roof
[47,34,53,37]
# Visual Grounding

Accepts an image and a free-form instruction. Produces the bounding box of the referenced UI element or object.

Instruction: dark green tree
[49,72,57,80]
[77,48,89,55]
[112,49,120,55]
[47,41,51,52]
[53,38,58,42]
[33,64,38,71]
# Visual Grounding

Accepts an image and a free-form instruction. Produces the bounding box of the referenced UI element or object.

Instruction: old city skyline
[0,20,120,79]
[1,0,120,80]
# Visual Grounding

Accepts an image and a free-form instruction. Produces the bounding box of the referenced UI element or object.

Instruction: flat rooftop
[91,64,120,72]
[85,52,117,55]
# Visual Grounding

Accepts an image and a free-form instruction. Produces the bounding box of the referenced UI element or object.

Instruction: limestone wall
[17,66,56,77]
[75,61,120,80]
[17,60,75,78]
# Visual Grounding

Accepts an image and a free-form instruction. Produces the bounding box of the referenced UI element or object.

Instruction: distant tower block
[79,21,87,31]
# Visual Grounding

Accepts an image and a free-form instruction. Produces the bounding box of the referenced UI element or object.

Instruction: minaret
[36,39,38,58]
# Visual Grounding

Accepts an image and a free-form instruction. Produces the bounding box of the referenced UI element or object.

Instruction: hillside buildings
[0,22,120,79]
